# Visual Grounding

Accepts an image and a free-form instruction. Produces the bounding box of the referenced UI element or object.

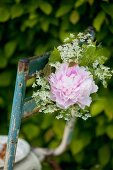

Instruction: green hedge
[0,0,113,169]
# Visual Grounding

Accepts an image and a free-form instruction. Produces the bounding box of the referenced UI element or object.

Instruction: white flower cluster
[49,62,61,69]
[32,73,59,113]
[57,33,94,63]
[77,32,92,44]
[57,39,82,63]
[93,60,113,87]
[32,30,112,121]
[32,72,90,120]
[56,105,91,121]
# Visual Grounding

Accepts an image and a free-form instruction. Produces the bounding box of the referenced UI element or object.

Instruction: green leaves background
[0,0,113,169]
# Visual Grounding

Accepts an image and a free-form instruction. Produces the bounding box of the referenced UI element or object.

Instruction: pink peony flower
[49,63,98,109]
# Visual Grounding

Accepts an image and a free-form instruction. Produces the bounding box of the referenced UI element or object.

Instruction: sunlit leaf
[41,20,49,32]
[11,4,24,19]
[59,30,69,42]
[80,45,96,66]
[70,10,80,24]
[87,0,94,5]
[98,145,110,166]
[44,129,54,142]
[75,0,86,8]
[93,11,105,31]
[106,125,113,139]
[26,77,35,87]
[39,1,52,15]
[0,6,10,22]
[22,124,39,140]
[4,40,17,59]
[71,139,84,154]
[53,120,65,139]
[96,124,106,136]
[56,5,72,17]
[91,100,104,116]
[49,47,61,63]
[104,97,113,119]
[101,3,113,19]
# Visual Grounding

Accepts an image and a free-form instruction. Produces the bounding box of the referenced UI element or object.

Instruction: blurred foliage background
[0,0,113,169]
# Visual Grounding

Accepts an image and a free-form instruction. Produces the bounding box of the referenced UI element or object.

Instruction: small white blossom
[49,62,61,69]
[64,37,70,42]
[56,114,63,119]
[70,33,75,38]
[93,60,113,87]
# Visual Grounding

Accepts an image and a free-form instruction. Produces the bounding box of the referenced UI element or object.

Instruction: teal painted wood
[28,53,49,77]
[23,97,38,118]
[4,59,29,170]
[4,55,49,170]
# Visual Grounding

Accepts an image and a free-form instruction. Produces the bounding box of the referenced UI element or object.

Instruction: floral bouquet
[32,29,113,121]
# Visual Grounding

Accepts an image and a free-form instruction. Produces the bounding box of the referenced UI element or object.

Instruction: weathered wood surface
[4,53,76,170]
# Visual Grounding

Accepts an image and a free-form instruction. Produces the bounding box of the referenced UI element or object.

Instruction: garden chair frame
[3,53,76,170]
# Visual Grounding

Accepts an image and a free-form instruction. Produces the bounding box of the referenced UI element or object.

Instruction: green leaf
[41,115,53,129]
[106,125,113,139]
[44,129,54,142]
[53,120,65,139]
[15,0,21,3]
[59,30,69,42]
[25,0,39,13]
[34,44,48,56]
[98,145,110,166]
[91,95,113,119]
[41,20,49,32]
[104,97,113,119]
[11,4,24,19]
[87,0,94,6]
[71,133,91,155]
[26,77,35,87]
[49,47,61,63]
[43,64,51,77]
[0,97,5,107]
[0,57,7,68]
[93,11,105,31]
[21,18,38,31]
[80,44,96,66]
[70,10,80,24]
[56,5,72,17]
[90,100,104,116]
[75,152,84,163]
[75,0,86,8]
[95,47,110,64]
[39,2,52,15]
[101,3,113,19]
[0,6,10,22]
[71,139,84,154]
[109,24,113,34]
[22,124,39,140]
[0,71,12,86]
[4,40,17,59]
[0,50,8,68]
[96,124,106,136]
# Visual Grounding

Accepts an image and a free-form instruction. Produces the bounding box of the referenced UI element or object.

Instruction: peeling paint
[4,55,50,170]
[18,59,29,73]
[4,60,28,170]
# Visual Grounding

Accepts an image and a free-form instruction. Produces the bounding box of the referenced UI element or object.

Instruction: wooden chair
[4,53,75,170]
